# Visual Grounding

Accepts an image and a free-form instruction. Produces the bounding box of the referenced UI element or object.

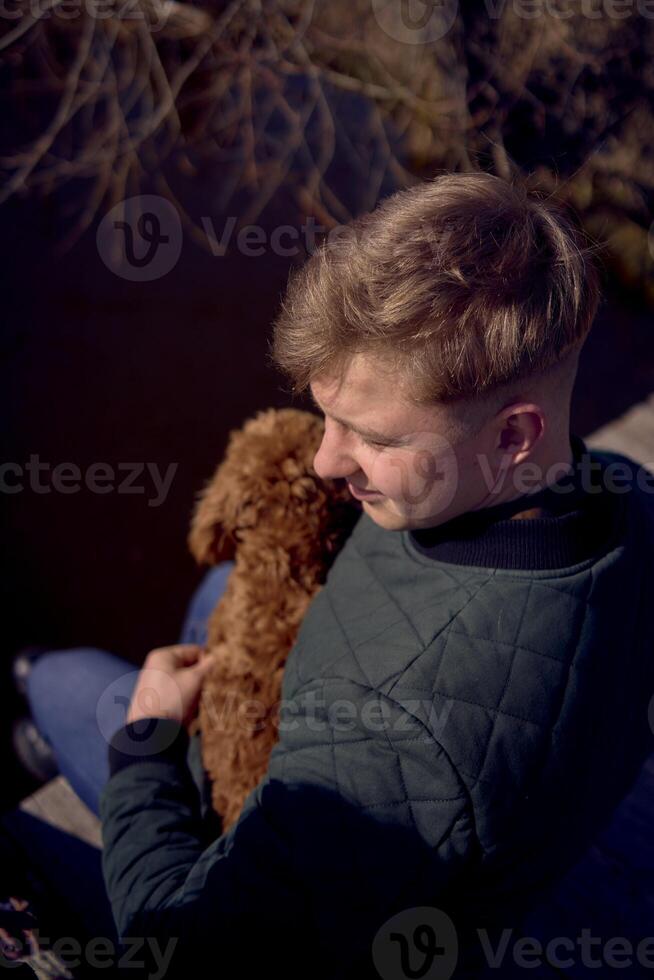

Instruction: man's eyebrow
[307,387,407,445]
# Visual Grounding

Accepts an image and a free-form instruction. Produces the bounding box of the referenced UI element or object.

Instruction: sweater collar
[407,433,621,570]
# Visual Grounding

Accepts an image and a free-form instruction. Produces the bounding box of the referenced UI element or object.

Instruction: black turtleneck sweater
[408,433,621,571]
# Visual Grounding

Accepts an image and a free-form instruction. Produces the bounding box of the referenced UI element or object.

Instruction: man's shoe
[10,646,51,700]
[11,717,60,784]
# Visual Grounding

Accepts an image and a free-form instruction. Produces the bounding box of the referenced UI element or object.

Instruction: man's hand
[126,644,214,730]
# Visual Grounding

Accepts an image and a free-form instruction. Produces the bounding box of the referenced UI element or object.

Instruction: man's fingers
[147,644,204,666]
[194,651,214,673]
[176,645,204,665]
[177,645,212,669]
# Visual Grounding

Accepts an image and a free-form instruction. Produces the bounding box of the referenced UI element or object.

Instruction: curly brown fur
[187,407,361,832]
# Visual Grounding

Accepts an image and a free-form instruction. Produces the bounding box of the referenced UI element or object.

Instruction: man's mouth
[347,482,383,500]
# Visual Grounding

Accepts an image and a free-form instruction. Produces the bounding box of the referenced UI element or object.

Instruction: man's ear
[495,402,544,458]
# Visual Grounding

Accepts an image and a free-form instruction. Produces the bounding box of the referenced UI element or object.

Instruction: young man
[100,173,654,979]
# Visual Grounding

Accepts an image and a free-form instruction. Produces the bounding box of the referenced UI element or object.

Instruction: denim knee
[27,649,85,719]
[179,561,235,645]
[27,647,135,736]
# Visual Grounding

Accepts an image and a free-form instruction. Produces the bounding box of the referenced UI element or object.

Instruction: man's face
[310,353,498,531]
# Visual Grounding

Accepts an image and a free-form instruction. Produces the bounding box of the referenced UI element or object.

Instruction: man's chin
[360,499,456,532]
[359,498,411,531]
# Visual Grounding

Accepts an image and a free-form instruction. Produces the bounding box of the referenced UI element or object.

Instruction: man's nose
[312,424,359,481]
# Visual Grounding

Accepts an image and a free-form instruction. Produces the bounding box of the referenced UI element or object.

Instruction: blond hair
[268,173,601,422]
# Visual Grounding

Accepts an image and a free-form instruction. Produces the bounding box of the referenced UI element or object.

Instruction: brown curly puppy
[187,407,361,832]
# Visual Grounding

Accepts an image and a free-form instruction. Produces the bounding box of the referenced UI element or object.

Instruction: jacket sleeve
[99,677,477,978]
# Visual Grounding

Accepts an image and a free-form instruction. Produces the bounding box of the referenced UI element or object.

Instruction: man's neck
[480,434,575,521]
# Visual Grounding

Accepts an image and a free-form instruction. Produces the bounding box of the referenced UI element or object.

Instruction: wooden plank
[587,429,654,469]
[5,776,102,850]
[1,781,116,945]
[586,393,654,467]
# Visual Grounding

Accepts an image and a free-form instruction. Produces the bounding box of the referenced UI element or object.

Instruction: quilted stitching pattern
[100,446,654,977]
[271,447,654,909]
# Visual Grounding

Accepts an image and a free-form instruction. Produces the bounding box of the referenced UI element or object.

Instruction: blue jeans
[26,561,235,819]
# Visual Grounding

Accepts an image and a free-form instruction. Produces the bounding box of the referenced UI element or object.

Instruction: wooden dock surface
[3,774,103,849]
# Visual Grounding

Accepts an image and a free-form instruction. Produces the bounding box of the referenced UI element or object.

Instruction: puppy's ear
[187,477,237,566]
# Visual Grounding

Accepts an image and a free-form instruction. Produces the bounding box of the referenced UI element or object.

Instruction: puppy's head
[188,407,351,565]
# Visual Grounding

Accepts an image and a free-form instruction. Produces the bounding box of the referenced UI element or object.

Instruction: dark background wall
[3,174,654,809]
